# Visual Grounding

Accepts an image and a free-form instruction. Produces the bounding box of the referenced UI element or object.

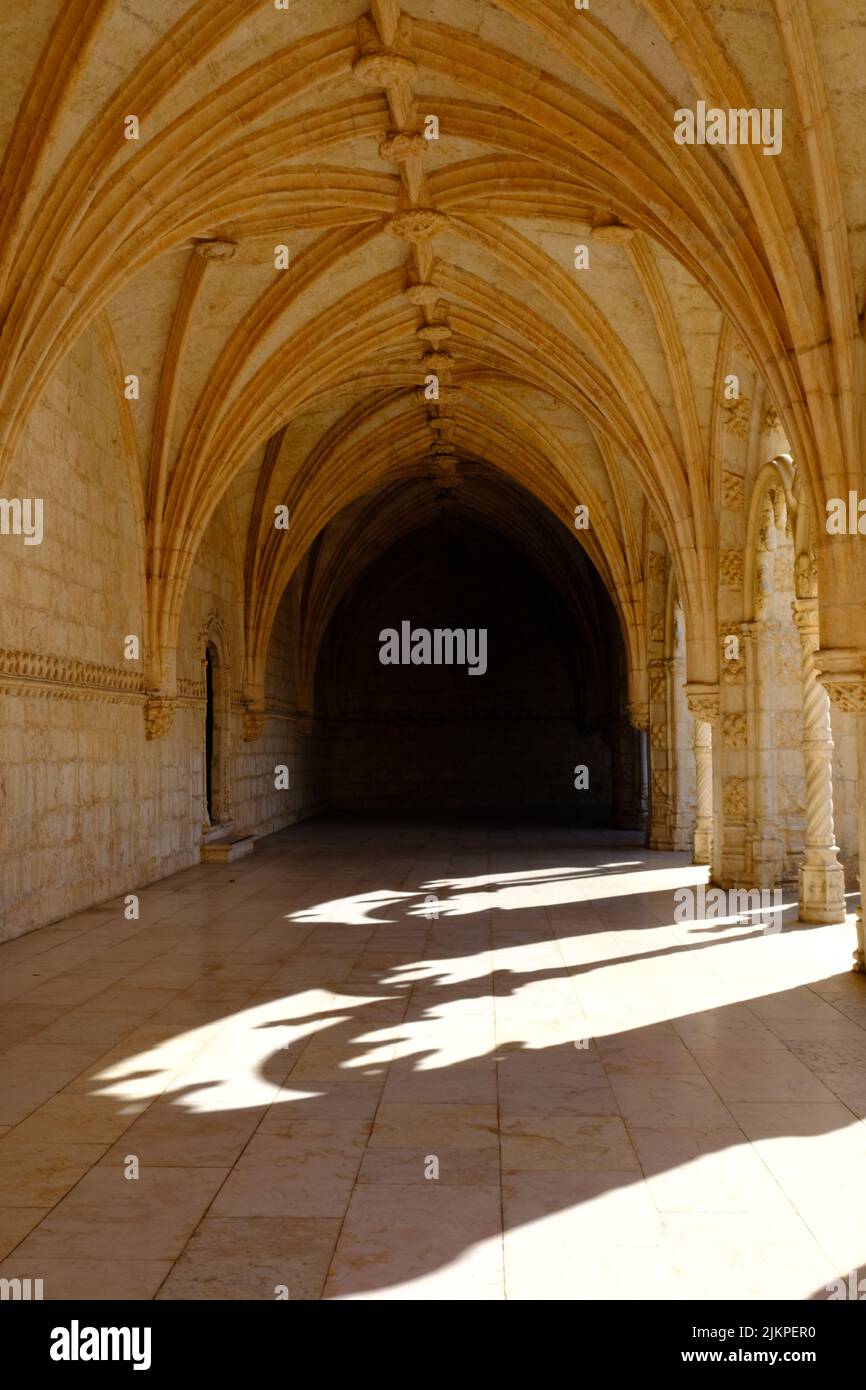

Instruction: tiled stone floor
[1,813,866,1300]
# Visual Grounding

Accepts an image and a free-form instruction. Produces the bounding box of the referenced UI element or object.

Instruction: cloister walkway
[0,814,864,1300]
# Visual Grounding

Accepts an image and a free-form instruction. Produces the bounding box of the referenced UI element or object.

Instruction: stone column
[792,600,846,923]
[742,620,783,887]
[625,702,649,834]
[815,650,866,971]
[647,660,672,850]
[685,684,718,866]
[691,720,713,865]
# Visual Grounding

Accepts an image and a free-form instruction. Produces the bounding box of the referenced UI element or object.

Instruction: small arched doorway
[205,643,217,823]
[200,628,230,833]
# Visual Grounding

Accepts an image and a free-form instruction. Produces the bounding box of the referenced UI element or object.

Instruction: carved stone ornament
[720,550,744,588]
[815,649,866,714]
[720,470,745,510]
[722,712,747,749]
[405,282,441,308]
[193,238,238,261]
[821,680,866,714]
[144,694,175,741]
[243,708,268,742]
[416,323,453,349]
[420,348,453,372]
[647,551,666,582]
[389,209,450,242]
[794,550,818,600]
[353,51,417,87]
[626,701,650,731]
[684,683,720,724]
[379,131,426,162]
[721,396,750,439]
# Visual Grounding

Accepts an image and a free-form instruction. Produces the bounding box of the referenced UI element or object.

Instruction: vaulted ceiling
[1,0,863,696]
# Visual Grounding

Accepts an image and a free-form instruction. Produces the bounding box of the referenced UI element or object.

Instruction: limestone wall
[0,330,323,941]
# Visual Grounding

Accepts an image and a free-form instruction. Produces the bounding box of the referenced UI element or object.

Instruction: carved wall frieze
[649,663,668,702]
[822,680,866,714]
[0,647,144,694]
[720,550,744,588]
[720,470,745,509]
[722,712,747,749]
[814,650,866,713]
[720,623,746,684]
[721,396,751,438]
[723,776,749,819]
[178,676,205,700]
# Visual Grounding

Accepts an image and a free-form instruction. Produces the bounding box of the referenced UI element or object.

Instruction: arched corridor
[1,0,866,1312]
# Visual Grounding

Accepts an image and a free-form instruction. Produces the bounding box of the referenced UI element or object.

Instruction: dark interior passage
[315,514,628,817]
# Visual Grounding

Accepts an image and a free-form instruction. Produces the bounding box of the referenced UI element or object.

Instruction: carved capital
[626,701,650,731]
[144,694,175,740]
[243,708,268,742]
[815,649,866,714]
[684,682,720,724]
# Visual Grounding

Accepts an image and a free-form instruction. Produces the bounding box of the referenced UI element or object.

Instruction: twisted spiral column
[691,718,713,865]
[793,599,846,923]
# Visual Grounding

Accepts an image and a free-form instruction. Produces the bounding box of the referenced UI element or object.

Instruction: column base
[693,828,712,865]
[798,857,846,925]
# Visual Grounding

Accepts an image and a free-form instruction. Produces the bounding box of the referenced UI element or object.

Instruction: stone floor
[1,813,865,1300]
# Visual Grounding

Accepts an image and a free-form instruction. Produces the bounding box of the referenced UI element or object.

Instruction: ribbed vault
[2,0,865,712]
